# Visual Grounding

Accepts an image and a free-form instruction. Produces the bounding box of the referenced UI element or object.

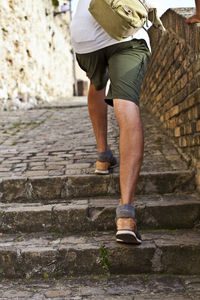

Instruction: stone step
[0,194,199,234]
[0,230,200,279]
[0,169,195,203]
[0,274,200,299]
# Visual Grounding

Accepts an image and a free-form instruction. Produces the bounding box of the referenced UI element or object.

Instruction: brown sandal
[116,204,142,244]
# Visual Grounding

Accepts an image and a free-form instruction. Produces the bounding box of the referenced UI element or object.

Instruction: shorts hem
[105,97,140,107]
[91,80,107,91]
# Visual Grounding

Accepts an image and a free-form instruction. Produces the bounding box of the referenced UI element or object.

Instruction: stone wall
[0,0,73,110]
[140,8,200,190]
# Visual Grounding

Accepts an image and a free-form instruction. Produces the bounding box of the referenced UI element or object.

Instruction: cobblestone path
[0,99,188,179]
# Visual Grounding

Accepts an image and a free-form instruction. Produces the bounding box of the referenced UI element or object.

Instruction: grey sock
[97,149,113,162]
[116,204,135,219]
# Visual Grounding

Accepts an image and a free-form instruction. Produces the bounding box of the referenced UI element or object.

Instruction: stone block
[0,230,200,278]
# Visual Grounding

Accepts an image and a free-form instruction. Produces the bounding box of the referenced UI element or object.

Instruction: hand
[186,14,200,24]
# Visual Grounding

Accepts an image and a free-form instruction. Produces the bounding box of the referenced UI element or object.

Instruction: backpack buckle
[123,6,133,16]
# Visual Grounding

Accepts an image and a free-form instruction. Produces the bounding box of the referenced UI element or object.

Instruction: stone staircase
[0,103,200,283]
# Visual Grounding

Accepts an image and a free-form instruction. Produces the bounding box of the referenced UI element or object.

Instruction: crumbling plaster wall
[0,0,73,110]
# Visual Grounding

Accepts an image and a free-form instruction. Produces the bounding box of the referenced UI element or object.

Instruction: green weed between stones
[52,0,59,6]
[12,120,44,131]
[97,243,112,274]
[12,121,22,128]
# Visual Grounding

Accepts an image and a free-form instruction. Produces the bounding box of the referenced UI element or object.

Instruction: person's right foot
[116,217,142,244]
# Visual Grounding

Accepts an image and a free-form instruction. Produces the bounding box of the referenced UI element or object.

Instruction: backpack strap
[138,0,151,12]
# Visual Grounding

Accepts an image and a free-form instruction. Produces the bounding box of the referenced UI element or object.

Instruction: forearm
[186,0,200,23]
[195,0,200,16]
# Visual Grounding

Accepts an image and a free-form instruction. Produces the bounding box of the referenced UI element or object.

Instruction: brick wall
[140,8,200,191]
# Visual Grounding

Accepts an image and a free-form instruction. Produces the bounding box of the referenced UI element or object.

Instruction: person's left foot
[95,149,118,174]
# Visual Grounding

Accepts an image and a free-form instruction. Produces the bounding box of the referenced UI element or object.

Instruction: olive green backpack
[89,0,166,41]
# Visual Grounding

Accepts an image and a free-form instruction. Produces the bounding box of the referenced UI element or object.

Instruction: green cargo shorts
[76,39,150,106]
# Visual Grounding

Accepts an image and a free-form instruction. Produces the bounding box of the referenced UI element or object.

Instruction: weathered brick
[156,92,162,101]
[180,73,188,89]
[170,106,179,118]
[169,119,176,129]
[174,44,180,60]
[188,71,194,81]
[175,127,181,137]
[160,115,164,123]
[197,105,200,118]
[197,120,200,132]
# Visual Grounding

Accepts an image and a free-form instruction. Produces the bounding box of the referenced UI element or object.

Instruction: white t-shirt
[70,0,153,54]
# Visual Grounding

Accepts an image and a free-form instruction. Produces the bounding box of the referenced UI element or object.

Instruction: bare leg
[113,99,144,206]
[87,83,108,152]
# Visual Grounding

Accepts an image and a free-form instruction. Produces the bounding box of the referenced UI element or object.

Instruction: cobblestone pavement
[0,275,200,299]
[0,98,188,179]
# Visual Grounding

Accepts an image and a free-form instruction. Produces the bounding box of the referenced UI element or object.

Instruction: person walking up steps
[70,0,154,244]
